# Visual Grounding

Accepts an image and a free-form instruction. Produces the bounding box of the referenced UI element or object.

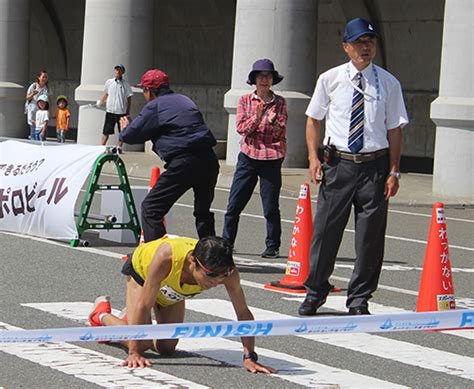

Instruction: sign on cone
[416,202,456,312]
[264,183,313,293]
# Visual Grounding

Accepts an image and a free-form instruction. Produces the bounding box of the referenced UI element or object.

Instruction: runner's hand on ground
[122,352,152,368]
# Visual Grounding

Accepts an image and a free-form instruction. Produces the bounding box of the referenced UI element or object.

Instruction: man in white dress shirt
[299,18,409,316]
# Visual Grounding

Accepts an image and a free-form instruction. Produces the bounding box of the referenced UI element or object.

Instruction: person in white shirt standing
[299,18,409,316]
[98,64,133,153]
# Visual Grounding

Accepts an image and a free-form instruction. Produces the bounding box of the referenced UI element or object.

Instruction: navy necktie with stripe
[348,72,364,153]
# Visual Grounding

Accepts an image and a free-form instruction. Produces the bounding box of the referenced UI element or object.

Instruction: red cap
[137,69,169,89]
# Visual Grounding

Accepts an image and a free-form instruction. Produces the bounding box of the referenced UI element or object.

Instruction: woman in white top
[25,70,51,140]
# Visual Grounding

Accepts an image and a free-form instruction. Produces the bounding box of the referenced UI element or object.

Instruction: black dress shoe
[348,306,371,315]
[298,297,327,316]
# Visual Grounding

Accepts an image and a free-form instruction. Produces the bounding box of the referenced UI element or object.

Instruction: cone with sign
[264,183,313,293]
[416,202,456,312]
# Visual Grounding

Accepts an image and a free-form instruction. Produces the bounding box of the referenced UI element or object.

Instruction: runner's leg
[152,300,185,355]
[101,276,154,350]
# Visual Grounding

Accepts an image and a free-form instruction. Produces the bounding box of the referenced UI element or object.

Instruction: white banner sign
[0,309,472,343]
[0,141,106,239]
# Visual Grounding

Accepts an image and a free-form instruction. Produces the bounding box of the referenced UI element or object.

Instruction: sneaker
[261,247,279,258]
[89,296,111,327]
[116,146,124,154]
[118,307,128,323]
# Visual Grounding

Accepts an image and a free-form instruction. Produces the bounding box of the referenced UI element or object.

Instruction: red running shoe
[89,296,111,327]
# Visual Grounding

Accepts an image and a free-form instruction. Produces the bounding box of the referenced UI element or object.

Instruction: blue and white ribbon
[0,310,472,344]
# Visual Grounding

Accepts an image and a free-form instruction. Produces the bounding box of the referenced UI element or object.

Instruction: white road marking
[281,296,474,340]
[101,173,474,224]
[23,302,407,389]
[387,209,474,224]
[186,299,474,381]
[2,230,472,301]
[174,203,474,252]
[0,321,207,388]
[234,256,474,274]
[239,278,474,312]
[180,338,407,389]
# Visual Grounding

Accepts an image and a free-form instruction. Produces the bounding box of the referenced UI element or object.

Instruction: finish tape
[1,310,473,343]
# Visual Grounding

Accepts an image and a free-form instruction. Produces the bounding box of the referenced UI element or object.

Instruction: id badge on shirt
[364,84,383,123]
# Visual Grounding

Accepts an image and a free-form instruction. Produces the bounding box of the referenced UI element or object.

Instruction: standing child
[55,95,70,143]
[33,95,49,141]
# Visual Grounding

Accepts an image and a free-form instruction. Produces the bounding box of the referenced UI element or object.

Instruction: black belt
[335,149,388,163]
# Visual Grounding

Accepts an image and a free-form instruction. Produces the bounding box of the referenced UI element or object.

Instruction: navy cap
[343,18,377,42]
[247,58,284,86]
[114,64,125,73]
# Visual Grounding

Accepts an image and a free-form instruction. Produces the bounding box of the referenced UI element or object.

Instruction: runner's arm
[224,271,277,374]
[127,244,172,358]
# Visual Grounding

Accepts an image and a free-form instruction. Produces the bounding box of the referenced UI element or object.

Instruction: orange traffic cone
[138,166,161,244]
[264,183,313,293]
[416,202,456,312]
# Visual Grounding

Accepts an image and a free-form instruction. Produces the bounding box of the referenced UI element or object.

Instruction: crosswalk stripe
[282,296,474,340]
[185,299,474,381]
[180,338,407,389]
[238,271,473,340]
[236,260,474,307]
[0,321,207,388]
[22,302,407,388]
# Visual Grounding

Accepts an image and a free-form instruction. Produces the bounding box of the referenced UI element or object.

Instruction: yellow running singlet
[131,236,204,307]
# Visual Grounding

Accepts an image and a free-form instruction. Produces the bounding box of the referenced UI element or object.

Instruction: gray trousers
[304,154,389,309]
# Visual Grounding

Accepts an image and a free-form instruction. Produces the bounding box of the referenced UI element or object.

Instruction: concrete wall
[20,0,445,162]
[153,0,235,140]
[28,0,86,132]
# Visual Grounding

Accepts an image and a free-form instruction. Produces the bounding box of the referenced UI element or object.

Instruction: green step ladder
[70,152,141,247]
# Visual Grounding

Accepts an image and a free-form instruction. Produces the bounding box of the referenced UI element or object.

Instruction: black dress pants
[304,154,389,309]
[141,149,219,242]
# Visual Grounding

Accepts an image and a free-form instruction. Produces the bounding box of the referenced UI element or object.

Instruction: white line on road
[238,277,474,311]
[388,209,474,224]
[78,185,474,250]
[0,321,207,388]
[24,302,407,389]
[102,173,474,224]
[281,295,473,340]
[187,299,474,381]
[174,203,474,252]
[1,231,472,302]
[234,256,474,274]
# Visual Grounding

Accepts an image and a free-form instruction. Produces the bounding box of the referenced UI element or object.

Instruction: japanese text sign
[0,141,105,239]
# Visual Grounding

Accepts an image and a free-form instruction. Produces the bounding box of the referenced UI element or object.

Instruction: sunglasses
[195,256,234,278]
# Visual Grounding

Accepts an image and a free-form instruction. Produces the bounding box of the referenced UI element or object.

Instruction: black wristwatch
[243,351,258,362]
